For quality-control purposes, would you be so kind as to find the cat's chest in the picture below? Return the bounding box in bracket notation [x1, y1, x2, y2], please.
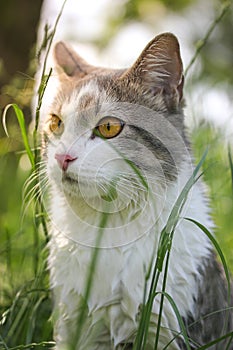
[48, 168, 212, 346]
[49, 230, 152, 300]
[48, 194, 210, 313]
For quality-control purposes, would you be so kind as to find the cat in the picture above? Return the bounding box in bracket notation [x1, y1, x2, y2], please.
[41, 32, 233, 349]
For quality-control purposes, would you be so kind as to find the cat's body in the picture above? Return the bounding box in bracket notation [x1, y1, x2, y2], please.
[41, 33, 233, 349]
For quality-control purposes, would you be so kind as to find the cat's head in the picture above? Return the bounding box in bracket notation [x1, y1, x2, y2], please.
[42, 33, 189, 215]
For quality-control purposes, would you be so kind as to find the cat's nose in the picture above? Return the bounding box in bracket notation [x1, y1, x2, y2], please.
[55, 153, 77, 171]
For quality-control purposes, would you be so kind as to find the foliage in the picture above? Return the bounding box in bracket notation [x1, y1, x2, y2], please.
[192, 124, 233, 270]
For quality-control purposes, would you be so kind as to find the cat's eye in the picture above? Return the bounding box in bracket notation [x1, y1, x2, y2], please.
[49, 115, 64, 135]
[94, 117, 124, 139]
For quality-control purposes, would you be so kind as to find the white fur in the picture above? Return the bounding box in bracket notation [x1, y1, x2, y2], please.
[48, 166, 212, 349]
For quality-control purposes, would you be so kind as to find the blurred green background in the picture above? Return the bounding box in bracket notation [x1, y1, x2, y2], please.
[0, 0, 232, 347]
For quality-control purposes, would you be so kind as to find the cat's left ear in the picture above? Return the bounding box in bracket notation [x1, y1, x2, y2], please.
[53, 41, 95, 79]
[125, 33, 184, 102]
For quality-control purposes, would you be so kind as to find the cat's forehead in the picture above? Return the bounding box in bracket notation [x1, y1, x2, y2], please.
[60, 81, 103, 116]
[52, 66, 134, 117]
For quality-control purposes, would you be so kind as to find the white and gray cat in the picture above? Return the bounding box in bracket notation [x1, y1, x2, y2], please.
[41, 33, 233, 349]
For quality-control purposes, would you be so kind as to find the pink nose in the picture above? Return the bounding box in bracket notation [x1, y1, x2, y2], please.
[55, 153, 77, 171]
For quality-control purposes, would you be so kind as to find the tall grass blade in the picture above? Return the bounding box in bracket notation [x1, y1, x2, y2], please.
[0, 335, 9, 350]
[160, 292, 191, 350]
[184, 217, 232, 345]
[72, 211, 109, 349]
[6, 341, 56, 350]
[228, 146, 233, 195]
[197, 331, 233, 350]
[31, 0, 68, 246]
[35, 0, 67, 132]
[184, 0, 231, 76]
[184, 218, 231, 297]
[134, 149, 208, 349]
[154, 253, 191, 350]
[2, 103, 35, 169]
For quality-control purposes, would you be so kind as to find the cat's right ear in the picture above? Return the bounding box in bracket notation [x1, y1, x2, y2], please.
[123, 33, 184, 103]
[53, 41, 95, 79]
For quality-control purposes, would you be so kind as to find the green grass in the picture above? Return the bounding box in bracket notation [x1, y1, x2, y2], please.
[0, 153, 53, 348]
[192, 124, 233, 271]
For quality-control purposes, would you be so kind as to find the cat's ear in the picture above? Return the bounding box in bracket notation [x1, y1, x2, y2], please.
[53, 41, 95, 79]
[125, 33, 184, 101]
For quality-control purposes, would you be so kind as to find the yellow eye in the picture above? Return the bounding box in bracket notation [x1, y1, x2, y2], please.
[49, 115, 64, 135]
[95, 117, 124, 139]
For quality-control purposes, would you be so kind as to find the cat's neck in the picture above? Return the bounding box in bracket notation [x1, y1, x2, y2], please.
[49, 180, 159, 248]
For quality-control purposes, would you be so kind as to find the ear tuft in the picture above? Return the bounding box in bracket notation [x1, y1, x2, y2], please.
[54, 41, 94, 78]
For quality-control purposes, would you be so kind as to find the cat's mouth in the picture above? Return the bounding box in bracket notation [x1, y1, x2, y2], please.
[62, 172, 101, 199]
[62, 173, 82, 189]
[62, 173, 118, 202]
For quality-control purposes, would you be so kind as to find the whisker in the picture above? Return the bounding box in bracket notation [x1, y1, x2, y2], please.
[100, 176, 147, 212]
[22, 171, 48, 201]
[21, 177, 50, 221]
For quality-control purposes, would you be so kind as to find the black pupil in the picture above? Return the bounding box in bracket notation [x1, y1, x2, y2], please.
[58, 119, 61, 128]
[107, 122, 111, 131]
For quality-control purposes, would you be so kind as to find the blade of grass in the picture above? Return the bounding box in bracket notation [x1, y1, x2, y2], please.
[134, 149, 208, 349]
[0, 335, 9, 350]
[228, 145, 233, 195]
[197, 331, 233, 350]
[7, 341, 56, 350]
[71, 210, 109, 349]
[32, 0, 68, 246]
[5, 298, 29, 343]
[154, 253, 191, 350]
[2, 104, 35, 169]
[184, 0, 231, 76]
[159, 292, 191, 350]
[34, 0, 67, 132]
[184, 217, 231, 342]
[26, 295, 47, 343]
[184, 218, 231, 298]
[166, 306, 233, 349]
[226, 333, 233, 350]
